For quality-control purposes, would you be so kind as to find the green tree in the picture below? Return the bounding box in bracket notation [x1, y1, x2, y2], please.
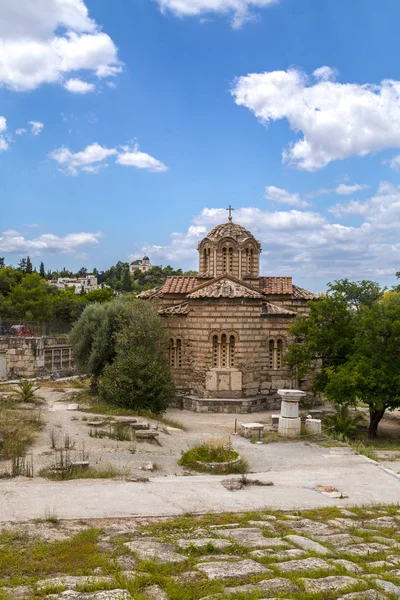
[99, 301, 174, 413]
[121, 269, 133, 292]
[39, 262, 46, 278]
[18, 258, 27, 274]
[324, 294, 400, 438]
[0, 258, 5, 269]
[7, 273, 55, 321]
[26, 256, 33, 274]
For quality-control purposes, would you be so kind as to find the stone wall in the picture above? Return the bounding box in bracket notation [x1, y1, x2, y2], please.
[162, 297, 298, 399]
[0, 336, 74, 379]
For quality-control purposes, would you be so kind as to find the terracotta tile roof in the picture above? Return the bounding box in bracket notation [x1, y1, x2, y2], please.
[259, 277, 293, 295]
[292, 285, 319, 300]
[262, 302, 295, 316]
[188, 277, 264, 299]
[136, 286, 164, 299]
[159, 302, 190, 315]
[161, 276, 199, 295]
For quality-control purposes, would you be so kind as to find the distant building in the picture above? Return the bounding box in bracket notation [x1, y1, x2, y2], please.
[51, 275, 100, 295]
[129, 256, 160, 275]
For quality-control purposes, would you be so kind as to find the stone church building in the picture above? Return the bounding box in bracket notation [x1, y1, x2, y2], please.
[139, 213, 317, 411]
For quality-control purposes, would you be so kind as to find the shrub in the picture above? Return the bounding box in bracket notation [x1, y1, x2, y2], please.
[324, 404, 365, 441]
[179, 440, 246, 474]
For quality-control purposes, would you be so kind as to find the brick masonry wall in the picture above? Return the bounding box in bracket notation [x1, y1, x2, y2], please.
[161, 297, 304, 398]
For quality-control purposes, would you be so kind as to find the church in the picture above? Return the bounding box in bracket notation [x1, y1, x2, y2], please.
[139, 208, 317, 411]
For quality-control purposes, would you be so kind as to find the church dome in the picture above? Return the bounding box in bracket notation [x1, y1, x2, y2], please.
[206, 221, 255, 243]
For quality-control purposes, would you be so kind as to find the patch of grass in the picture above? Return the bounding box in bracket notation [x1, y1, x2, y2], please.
[40, 378, 89, 390]
[88, 422, 135, 442]
[39, 464, 126, 480]
[178, 440, 247, 474]
[0, 407, 44, 460]
[0, 528, 109, 584]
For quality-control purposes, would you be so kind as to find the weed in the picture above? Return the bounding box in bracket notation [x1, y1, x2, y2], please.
[11, 450, 34, 477]
[12, 381, 44, 404]
[63, 433, 75, 450]
[178, 439, 247, 474]
[49, 428, 58, 450]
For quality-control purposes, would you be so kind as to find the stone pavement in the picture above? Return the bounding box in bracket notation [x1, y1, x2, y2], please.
[1, 449, 400, 522]
[3, 507, 400, 598]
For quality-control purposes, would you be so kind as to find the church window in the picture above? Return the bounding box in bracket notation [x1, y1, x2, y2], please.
[228, 247, 233, 273]
[229, 335, 235, 367]
[220, 334, 227, 367]
[170, 338, 183, 369]
[204, 248, 208, 272]
[268, 338, 285, 370]
[212, 333, 237, 368]
[268, 339, 274, 369]
[276, 339, 283, 369]
[249, 249, 253, 274]
[222, 247, 227, 273]
[212, 335, 219, 367]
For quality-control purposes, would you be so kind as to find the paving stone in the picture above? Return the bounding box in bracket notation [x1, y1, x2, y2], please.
[332, 559, 364, 574]
[340, 510, 358, 517]
[274, 557, 329, 572]
[313, 533, 363, 546]
[372, 536, 400, 548]
[45, 592, 131, 599]
[223, 577, 299, 596]
[37, 576, 113, 591]
[177, 537, 232, 550]
[337, 592, 386, 600]
[369, 561, 395, 569]
[1, 586, 32, 599]
[213, 527, 278, 547]
[335, 543, 388, 556]
[284, 518, 336, 535]
[124, 540, 187, 563]
[328, 518, 358, 530]
[143, 585, 168, 599]
[172, 571, 205, 584]
[247, 520, 276, 529]
[389, 569, 400, 576]
[285, 534, 331, 555]
[364, 516, 398, 529]
[301, 576, 361, 593]
[197, 559, 269, 580]
[250, 548, 305, 560]
[375, 579, 400, 595]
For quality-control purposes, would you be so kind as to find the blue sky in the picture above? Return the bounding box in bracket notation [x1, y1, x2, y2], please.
[1, 0, 400, 291]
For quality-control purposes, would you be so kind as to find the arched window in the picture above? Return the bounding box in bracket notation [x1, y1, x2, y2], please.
[268, 339, 274, 369]
[228, 247, 233, 273]
[212, 335, 219, 367]
[170, 338, 183, 368]
[220, 334, 227, 367]
[276, 339, 283, 369]
[211, 333, 237, 368]
[249, 249, 253, 274]
[267, 338, 285, 370]
[222, 247, 227, 273]
[204, 248, 208, 272]
[229, 335, 235, 367]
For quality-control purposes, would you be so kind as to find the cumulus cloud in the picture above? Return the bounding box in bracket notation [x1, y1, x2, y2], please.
[28, 121, 44, 135]
[389, 155, 400, 172]
[116, 144, 168, 172]
[64, 77, 95, 93]
[335, 183, 368, 195]
[232, 66, 400, 170]
[0, 0, 122, 91]
[265, 185, 309, 208]
[0, 229, 101, 255]
[15, 128, 26, 135]
[137, 182, 400, 289]
[155, 0, 278, 28]
[49, 141, 168, 175]
[0, 116, 8, 151]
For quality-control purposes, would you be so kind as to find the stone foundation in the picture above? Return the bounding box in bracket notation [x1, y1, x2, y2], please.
[0, 336, 75, 379]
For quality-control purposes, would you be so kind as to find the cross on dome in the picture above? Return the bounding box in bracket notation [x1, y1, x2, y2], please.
[226, 204, 234, 221]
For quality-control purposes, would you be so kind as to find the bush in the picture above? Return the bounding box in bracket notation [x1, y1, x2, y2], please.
[324, 404, 365, 441]
[98, 301, 175, 414]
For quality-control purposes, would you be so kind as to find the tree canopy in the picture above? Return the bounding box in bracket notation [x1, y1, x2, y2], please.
[286, 279, 400, 437]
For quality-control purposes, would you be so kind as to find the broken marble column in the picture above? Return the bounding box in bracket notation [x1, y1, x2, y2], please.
[277, 389, 306, 437]
[305, 417, 322, 435]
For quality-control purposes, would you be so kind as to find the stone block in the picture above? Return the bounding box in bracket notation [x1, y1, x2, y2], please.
[230, 371, 242, 391]
[205, 370, 217, 392]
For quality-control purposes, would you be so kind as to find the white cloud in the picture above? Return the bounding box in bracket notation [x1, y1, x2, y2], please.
[389, 155, 400, 172]
[0, 0, 122, 92]
[116, 144, 168, 172]
[137, 182, 400, 288]
[232, 66, 400, 170]
[29, 120, 44, 135]
[155, 0, 278, 28]
[15, 128, 26, 135]
[49, 141, 168, 175]
[313, 66, 337, 82]
[265, 185, 309, 208]
[335, 183, 368, 195]
[49, 142, 117, 175]
[0, 229, 101, 255]
[0, 116, 8, 150]
[64, 77, 95, 93]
